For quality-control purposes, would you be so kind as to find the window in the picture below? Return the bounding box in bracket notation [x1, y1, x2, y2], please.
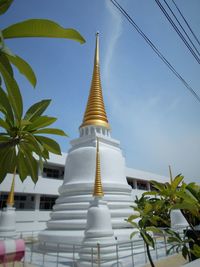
[0, 193, 8, 209]
[137, 181, 148, 190]
[0, 193, 35, 210]
[126, 177, 136, 189]
[43, 164, 64, 180]
[39, 195, 57, 210]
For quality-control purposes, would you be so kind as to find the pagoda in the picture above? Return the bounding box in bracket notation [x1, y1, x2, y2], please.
[39, 33, 133, 245]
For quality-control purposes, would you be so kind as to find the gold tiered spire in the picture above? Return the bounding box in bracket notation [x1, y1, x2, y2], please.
[80, 32, 110, 129]
[7, 176, 15, 207]
[93, 138, 104, 197]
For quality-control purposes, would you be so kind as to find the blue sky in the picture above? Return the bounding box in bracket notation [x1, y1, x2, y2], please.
[2, 0, 200, 182]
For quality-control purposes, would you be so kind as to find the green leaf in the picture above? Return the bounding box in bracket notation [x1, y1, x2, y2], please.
[17, 149, 29, 182]
[20, 145, 38, 183]
[150, 180, 165, 192]
[191, 244, 200, 258]
[23, 132, 44, 156]
[182, 245, 189, 260]
[0, 106, 6, 114]
[0, 134, 9, 140]
[0, 147, 10, 182]
[2, 19, 85, 44]
[130, 231, 139, 239]
[144, 202, 153, 214]
[186, 183, 200, 201]
[0, 60, 23, 121]
[164, 229, 176, 236]
[1, 44, 15, 57]
[127, 214, 140, 221]
[0, 52, 13, 76]
[0, 86, 14, 124]
[138, 219, 145, 229]
[5, 146, 16, 173]
[0, 138, 13, 150]
[36, 135, 61, 155]
[172, 202, 197, 211]
[6, 54, 37, 87]
[171, 174, 184, 191]
[141, 232, 154, 248]
[33, 128, 67, 136]
[0, 118, 10, 130]
[0, 0, 13, 15]
[41, 147, 49, 160]
[25, 116, 57, 131]
[20, 119, 31, 127]
[0, 146, 16, 182]
[24, 99, 51, 121]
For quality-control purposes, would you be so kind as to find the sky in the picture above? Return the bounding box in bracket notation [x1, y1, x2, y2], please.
[1, 0, 200, 182]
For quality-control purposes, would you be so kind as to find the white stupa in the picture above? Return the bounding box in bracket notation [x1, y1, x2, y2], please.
[0, 176, 16, 237]
[39, 33, 133, 245]
[78, 138, 119, 267]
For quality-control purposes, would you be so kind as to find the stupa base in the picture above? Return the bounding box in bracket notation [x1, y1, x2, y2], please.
[38, 228, 137, 251]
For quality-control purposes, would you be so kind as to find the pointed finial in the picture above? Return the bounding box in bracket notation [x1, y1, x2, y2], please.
[7, 176, 15, 207]
[80, 32, 110, 129]
[93, 138, 104, 197]
[95, 32, 99, 65]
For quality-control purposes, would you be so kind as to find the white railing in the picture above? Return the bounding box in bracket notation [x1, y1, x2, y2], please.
[0, 228, 187, 267]
[24, 234, 182, 267]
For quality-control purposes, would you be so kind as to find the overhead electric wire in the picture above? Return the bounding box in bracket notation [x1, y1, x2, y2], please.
[110, 0, 200, 103]
[171, 0, 200, 47]
[155, 0, 200, 64]
[163, 0, 200, 57]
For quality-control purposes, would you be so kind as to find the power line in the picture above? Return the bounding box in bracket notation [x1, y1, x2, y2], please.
[155, 0, 200, 64]
[163, 0, 200, 57]
[110, 0, 200, 103]
[171, 0, 200, 47]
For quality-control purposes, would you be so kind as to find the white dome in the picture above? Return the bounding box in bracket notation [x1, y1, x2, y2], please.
[64, 140, 128, 186]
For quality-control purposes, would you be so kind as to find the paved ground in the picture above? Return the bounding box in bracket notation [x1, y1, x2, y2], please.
[0, 263, 35, 267]
[0, 254, 188, 267]
[143, 253, 188, 267]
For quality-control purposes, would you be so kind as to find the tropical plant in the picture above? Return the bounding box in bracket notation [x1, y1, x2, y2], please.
[0, 85, 67, 183]
[128, 171, 200, 265]
[143, 173, 200, 261]
[127, 196, 163, 267]
[135, 195, 170, 227]
[147, 176, 200, 230]
[184, 183, 200, 227]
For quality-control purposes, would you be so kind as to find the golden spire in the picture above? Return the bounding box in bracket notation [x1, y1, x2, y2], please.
[80, 32, 110, 129]
[7, 176, 15, 207]
[93, 138, 104, 197]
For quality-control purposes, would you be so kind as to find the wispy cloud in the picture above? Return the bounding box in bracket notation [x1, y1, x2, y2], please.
[103, 1, 123, 83]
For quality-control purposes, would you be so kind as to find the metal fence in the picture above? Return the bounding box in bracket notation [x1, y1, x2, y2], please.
[0, 229, 187, 267]
[24, 234, 181, 267]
